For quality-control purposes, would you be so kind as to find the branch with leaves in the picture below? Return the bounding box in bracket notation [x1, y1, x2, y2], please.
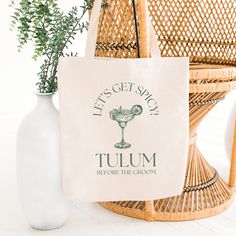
[10, 0, 108, 93]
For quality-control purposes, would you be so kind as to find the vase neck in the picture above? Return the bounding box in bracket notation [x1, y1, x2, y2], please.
[36, 94, 55, 110]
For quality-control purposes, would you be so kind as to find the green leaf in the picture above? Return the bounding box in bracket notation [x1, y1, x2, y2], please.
[10, 0, 100, 93]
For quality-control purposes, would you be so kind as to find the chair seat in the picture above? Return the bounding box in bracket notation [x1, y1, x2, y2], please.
[189, 64, 236, 93]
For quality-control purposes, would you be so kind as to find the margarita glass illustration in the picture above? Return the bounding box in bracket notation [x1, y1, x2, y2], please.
[110, 105, 143, 149]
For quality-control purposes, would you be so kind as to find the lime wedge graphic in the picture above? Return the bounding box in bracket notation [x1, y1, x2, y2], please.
[131, 105, 143, 116]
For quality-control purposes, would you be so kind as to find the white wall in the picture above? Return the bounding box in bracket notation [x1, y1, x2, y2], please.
[0, 0, 87, 159]
[0, 0, 235, 163]
[0, 0, 87, 140]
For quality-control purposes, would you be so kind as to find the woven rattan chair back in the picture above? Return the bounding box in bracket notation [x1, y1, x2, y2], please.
[96, 0, 236, 66]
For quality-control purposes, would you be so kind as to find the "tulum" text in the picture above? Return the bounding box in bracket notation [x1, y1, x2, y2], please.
[95, 152, 157, 168]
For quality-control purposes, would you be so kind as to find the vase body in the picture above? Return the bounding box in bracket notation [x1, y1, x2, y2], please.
[16, 93, 68, 230]
[225, 101, 236, 161]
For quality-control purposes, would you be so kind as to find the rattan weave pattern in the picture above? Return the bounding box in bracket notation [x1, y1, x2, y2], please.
[96, 0, 236, 66]
[95, 0, 139, 58]
[148, 0, 236, 65]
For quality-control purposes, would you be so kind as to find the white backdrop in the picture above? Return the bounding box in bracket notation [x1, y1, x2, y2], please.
[0, 0, 87, 145]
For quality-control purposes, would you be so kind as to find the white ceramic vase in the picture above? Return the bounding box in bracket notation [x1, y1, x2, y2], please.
[16, 93, 68, 230]
[225, 101, 236, 161]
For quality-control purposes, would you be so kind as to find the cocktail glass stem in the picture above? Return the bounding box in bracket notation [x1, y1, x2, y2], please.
[121, 127, 125, 144]
[114, 121, 131, 149]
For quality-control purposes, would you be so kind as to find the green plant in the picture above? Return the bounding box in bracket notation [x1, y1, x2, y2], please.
[10, 0, 97, 93]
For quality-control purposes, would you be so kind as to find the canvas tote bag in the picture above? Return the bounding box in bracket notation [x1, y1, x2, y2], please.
[58, 0, 189, 202]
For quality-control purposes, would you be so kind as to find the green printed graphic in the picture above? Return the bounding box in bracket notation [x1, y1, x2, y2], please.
[110, 105, 143, 149]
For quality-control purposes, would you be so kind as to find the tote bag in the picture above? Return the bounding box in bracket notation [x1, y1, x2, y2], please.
[58, 0, 189, 202]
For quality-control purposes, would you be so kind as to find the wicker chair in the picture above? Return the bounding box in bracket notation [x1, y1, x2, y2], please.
[94, 0, 236, 221]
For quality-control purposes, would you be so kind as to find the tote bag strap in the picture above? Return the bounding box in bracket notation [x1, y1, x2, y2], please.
[85, 0, 161, 58]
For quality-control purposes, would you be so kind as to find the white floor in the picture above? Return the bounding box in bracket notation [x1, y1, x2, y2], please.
[0, 92, 236, 236]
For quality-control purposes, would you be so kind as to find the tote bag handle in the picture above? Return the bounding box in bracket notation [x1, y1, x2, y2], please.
[85, 0, 161, 58]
